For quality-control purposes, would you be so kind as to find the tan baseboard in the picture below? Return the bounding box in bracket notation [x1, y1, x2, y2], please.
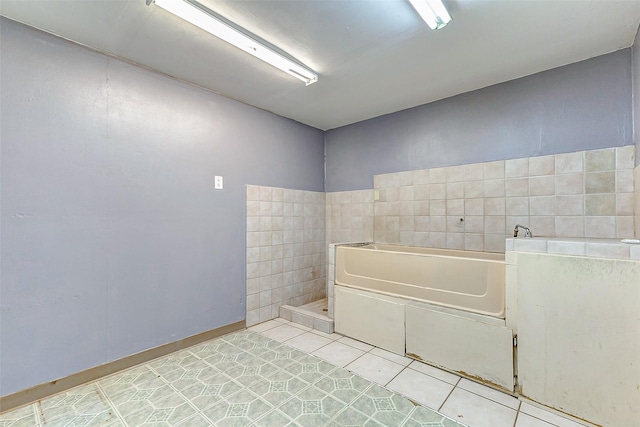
[0, 320, 245, 414]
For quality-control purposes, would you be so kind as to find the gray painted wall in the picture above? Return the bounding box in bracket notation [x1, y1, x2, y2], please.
[634, 26, 640, 165]
[0, 18, 324, 396]
[325, 49, 633, 192]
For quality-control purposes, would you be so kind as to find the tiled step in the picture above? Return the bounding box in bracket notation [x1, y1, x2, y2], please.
[280, 299, 334, 334]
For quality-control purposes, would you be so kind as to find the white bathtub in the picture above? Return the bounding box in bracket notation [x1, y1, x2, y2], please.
[335, 244, 506, 318]
[334, 243, 514, 390]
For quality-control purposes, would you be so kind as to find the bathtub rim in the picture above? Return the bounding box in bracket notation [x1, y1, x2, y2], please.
[336, 243, 506, 319]
[357, 243, 505, 262]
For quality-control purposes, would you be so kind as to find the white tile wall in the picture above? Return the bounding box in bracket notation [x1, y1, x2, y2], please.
[246, 185, 325, 327]
[635, 165, 640, 239]
[371, 146, 636, 252]
[325, 190, 374, 245]
[247, 147, 637, 326]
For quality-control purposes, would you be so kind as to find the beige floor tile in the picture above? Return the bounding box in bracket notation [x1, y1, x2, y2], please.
[369, 347, 412, 366]
[519, 402, 588, 427]
[248, 319, 285, 333]
[311, 341, 365, 367]
[516, 413, 555, 427]
[308, 329, 342, 340]
[408, 360, 461, 385]
[386, 368, 455, 410]
[260, 324, 306, 342]
[284, 331, 333, 353]
[440, 388, 517, 427]
[337, 336, 374, 352]
[457, 378, 519, 409]
[345, 353, 404, 386]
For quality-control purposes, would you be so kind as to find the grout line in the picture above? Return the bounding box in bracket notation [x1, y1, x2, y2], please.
[454, 381, 520, 411]
[437, 377, 461, 413]
[383, 364, 406, 387]
[511, 400, 522, 427]
[95, 382, 128, 426]
[32, 403, 43, 427]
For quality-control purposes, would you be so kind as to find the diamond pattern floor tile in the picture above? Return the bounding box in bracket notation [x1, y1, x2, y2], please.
[0, 404, 39, 427]
[201, 389, 273, 426]
[38, 384, 119, 426]
[0, 328, 469, 427]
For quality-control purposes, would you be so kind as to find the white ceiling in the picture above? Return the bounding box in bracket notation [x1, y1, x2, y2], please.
[2, 0, 640, 130]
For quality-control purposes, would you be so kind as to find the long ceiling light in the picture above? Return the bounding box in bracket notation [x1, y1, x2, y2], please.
[409, 0, 452, 30]
[149, 0, 319, 85]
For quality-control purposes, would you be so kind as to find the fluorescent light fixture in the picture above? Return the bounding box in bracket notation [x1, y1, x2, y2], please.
[409, 0, 452, 30]
[150, 0, 318, 85]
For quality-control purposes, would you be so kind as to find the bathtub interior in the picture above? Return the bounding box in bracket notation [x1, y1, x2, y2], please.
[336, 243, 506, 318]
[363, 243, 505, 261]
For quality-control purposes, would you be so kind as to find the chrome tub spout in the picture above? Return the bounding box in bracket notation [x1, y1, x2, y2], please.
[513, 224, 532, 238]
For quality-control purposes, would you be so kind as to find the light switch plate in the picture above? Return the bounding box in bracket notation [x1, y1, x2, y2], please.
[214, 176, 223, 189]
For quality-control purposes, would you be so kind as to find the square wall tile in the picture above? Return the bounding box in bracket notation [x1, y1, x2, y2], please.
[585, 194, 616, 216]
[506, 197, 529, 216]
[485, 198, 506, 216]
[585, 148, 615, 172]
[616, 193, 640, 216]
[430, 200, 446, 216]
[465, 234, 484, 251]
[446, 182, 464, 199]
[430, 167, 447, 183]
[485, 216, 506, 234]
[616, 145, 636, 169]
[505, 157, 529, 178]
[555, 151, 583, 174]
[465, 180, 484, 198]
[529, 155, 555, 176]
[430, 183, 446, 199]
[464, 216, 484, 233]
[446, 233, 464, 249]
[484, 179, 506, 197]
[529, 216, 554, 237]
[465, 198, 484, 215]
[617, 216, 635, 239]
[398, 171, 413, 186]
[247, 185, 261, 201]
[529, 176, 555, 196]
[446, 199, 464, 216]
[555, 195, 584, 216]
[413, 169, 430, 185]
[484, 161, 505, 179]
[616, 169, 634, 193]
[529, 196, 554, 216]
[506, 178, 529, 197]
[446, 165, 465, 183]
[555, 173, 583, 195]
[585, 171, 615, 194]
[485, 234, 506, 252]
[374, 173, 400, 188]
[464, 162, 484, 181]
[584, 216, 616, 238]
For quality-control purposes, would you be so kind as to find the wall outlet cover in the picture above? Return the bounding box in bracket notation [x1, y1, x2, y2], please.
[214, 176, 223, 189]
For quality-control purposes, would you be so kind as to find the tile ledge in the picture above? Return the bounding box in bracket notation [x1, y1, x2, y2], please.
[506, 237, 639, 261]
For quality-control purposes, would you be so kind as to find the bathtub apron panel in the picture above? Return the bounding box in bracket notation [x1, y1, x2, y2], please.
[405, 305, 514, 391]
[334, 286, 405, 354]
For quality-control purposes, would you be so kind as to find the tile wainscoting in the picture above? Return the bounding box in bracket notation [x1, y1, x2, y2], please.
[248, 146, 637, 326]
[635, 164, 640, 238]
[371, 145, 636, 252]
[246, 186, 326, 327]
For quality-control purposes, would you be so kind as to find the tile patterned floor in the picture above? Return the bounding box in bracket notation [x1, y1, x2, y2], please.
[0, 318, 591, 427]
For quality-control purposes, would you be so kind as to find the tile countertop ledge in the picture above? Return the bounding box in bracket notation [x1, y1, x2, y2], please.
[505, 237, 640, 261]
